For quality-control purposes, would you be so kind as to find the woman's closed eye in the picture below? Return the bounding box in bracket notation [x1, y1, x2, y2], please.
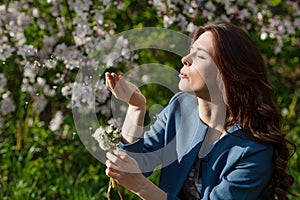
[198, 54, 205, 59]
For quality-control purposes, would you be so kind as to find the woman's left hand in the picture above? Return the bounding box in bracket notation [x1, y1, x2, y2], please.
[105, 148, 145, 193]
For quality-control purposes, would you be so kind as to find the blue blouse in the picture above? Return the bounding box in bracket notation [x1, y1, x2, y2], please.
[120, 92, 273, 200]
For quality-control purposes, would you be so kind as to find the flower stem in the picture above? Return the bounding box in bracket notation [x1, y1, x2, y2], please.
[108, 178, 123, 200]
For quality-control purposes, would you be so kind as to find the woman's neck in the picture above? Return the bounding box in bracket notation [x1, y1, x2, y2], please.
[197, 97, 227, 158]
[197, 97, 227, 135]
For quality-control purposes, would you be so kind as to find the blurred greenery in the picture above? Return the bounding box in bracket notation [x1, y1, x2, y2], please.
[0, 0, 299, 199]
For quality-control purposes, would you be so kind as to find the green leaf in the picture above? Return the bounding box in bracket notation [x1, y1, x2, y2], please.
[270, 0, 281, 7]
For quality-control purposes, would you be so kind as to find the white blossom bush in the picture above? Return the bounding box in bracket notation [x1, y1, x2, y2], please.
[152, 0, 300, 53]
[0, 0, 135, 137]
[0, 0, 299, 149]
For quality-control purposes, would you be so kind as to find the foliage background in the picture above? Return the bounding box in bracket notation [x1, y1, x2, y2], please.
[0, 0, 299, 199]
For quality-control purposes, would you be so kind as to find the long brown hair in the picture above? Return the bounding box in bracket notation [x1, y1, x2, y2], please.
[193, 23, 296, 199]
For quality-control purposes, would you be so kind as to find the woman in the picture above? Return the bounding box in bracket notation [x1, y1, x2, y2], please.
[105, 23, 295, 199]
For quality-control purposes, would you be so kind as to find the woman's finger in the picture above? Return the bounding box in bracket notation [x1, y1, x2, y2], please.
[112, 148, 129, 160]
[105, 72, 115, 90]
[105, 159, 117, 168]
[105, 167, 120, 179]
[106, 151, 127, 168]
[105, 72, 110, 88]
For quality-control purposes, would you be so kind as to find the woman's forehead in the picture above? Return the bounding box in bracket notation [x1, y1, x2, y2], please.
[192, 31, 214, 54]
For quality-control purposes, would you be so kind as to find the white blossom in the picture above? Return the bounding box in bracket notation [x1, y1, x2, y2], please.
[44, 56, 57, 69]
[43, 85, 56, 97]
[0, 92, 15, 115]
[49, 110, 63, 131]
[92, 126, 112, 151]
[33, 94, 48, 114]
[0, 0, 298, 134]
[0, 74, 7, 93]
[238, 9, 250, 20]
[73, 24, 92, 46]
[163, 15, 176, 28]
[93, 11, 104, 25]
[0, 43, 15, 60]
[37, 77, 46, 86]
[205, 1, 216, 12]
[61, 84, 73, 96]
[21, 78, 37, 94]
[95, 79, 110, 103]
[260, 32, 268, 40]
[17, 45, 37, 58]
[187, 22, 197, 33]
[32, 8, 40, 18]
[104, 36, 130, 67]
[141, 75, 151, 83]
[92, 124, 121, 151]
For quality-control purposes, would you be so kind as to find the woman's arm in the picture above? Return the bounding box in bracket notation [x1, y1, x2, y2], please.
[121, 105, 146, 143]
[105, 73, 170, 199]
[106, 148, 167, 200]
[105, 72, 167, 199]
[105, 72, 146, 143]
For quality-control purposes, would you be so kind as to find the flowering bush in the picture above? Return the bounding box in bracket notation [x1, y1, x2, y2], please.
[0, 0, 299, 198]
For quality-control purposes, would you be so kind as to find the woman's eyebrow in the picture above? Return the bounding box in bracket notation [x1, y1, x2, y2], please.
[190, 46, 209, 54]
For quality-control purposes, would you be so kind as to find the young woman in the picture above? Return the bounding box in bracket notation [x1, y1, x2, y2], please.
[105, 23, 295, 200]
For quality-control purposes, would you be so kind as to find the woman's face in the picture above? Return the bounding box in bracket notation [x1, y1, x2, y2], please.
[178, 31, 222, 101]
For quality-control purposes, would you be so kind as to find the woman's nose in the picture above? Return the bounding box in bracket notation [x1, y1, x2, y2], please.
[181, 56, 191, 66]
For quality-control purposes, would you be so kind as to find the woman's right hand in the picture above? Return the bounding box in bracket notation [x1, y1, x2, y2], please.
[105, 72, 146, 108]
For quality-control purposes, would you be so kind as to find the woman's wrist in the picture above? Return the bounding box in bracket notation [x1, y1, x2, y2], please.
[128, 104, 146, 112]
[134, 176, 167, 200]
[128, 92, 147, 108]
[121, 104, 146, 143]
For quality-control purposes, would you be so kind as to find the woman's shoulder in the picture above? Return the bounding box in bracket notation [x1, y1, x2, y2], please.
[220, 129, 274, 156]
[206, 129, 274, 172]
[168, 92, 197, 106]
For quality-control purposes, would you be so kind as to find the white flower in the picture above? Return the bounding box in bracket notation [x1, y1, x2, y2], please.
[49, 110, 63, 131]
[93, 12, 103, 25]
[37, 77, 46, 86]
[205, 1, 216, 12]
[95, 79, 110, 103]
[23, 64, 37, 83]
[260, 32, 268, 40]
[0, 92, 15, 115]
[238, 9, 250, 20]
[44, 56, 57, 69]
[0, 43, 15, 60]
[32, 8, 39, 18]
[163, 15, 176, 28]
[92, 124, 121, 151]
[61, 84, 73, 96]
[92, 126, 112, 151]
[73, 24, 92, 46]
[17, 45, 36, 57]
[141, 75, 151, 83]
[107, 117, 123, 128]
[33, 94, 48, 114]
[0, 74, 7, 93]
[43, 85, 56, 97]
[21, 77, 37, 94]
[187, 22, 197, 33]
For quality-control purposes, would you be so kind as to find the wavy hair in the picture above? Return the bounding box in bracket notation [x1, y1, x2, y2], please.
[192, 23, 296, 199]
